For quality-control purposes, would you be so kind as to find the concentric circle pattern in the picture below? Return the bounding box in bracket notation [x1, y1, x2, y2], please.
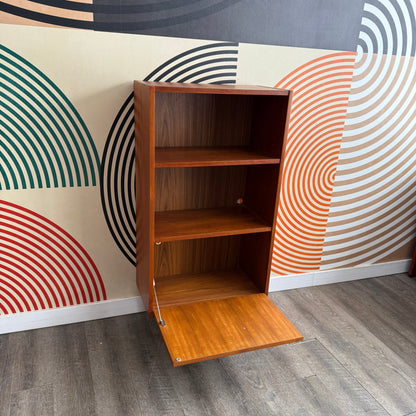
[0, 0, 239, 31]
[271, 52, 356, 275]
[0, 44, 100, 190]
[100, 42, 238, 265]
[0, 201, 106, 315]
[321, 0, 416, 269]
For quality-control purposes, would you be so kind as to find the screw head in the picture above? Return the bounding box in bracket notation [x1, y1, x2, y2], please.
[176, 357, 181, 362]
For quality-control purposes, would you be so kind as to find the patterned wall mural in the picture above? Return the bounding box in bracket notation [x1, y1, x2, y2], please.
[321, 0, 416, 269]
[271, 52, 356, 274]
[101, 42, 238, 265]
[1, 0, 416, 316]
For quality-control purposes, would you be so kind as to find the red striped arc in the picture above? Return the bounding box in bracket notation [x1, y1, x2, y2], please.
[1, 266, 38, 311]
[2, 256, 52, 310]
[0, 201, 106, 314]
[271, 52, 356, 274]
[3, 217, 88, 304]
[2, 236, 71, 307]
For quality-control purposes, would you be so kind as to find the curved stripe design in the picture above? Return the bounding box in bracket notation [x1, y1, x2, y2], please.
[0, 45, 100, 190]
[100, 42, 238, 265]
[0, 0, 240, 31]
[321, 0, 416, 269]
[271, 52, 356, 275]
[0, 201, 106, 315]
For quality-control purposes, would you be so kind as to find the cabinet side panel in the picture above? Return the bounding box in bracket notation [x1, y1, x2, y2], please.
[251, 95, 290, 158]
[240, 233, 273, 293]
[134, 82, 155, 313]
[244, 165, 280, 225]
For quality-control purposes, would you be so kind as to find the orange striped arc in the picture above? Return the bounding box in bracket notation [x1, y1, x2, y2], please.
[272, 52, 356, 275]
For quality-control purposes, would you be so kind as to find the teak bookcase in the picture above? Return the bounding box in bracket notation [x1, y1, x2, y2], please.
[134, 81, 303, 366]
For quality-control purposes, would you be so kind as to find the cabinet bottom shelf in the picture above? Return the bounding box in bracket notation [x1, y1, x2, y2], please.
[153, 270, 260, 309]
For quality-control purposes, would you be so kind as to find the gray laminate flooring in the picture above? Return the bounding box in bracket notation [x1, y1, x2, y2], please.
[1, 273, 415, 416]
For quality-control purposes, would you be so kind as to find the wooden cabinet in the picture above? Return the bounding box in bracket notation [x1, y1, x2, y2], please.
[134, 81, 302, 366]
[410, 244, 416, 277]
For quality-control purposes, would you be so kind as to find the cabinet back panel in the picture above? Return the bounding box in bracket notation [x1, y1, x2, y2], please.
[154, 236, 241, 278]
[155, 93, 253, 147]
[155, 166, 247, 211]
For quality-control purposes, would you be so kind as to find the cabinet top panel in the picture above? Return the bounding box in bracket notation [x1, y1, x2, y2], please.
[134, 81, 291, 96]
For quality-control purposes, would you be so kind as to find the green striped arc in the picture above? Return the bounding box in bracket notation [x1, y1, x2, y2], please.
[0, 45, 100, 190]
[2, 81, 72, 188]
[1, 128, 32, 189]
[1, 104, 57, 189]
[3, 61, 82, 186]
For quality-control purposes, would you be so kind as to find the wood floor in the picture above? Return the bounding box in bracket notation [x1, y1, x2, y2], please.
[1, 273, 415, 416]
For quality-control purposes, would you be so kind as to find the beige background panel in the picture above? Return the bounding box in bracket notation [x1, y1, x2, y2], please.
[237, 42, 339, 86]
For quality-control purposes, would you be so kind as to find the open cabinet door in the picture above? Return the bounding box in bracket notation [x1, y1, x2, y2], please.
[157, 293, 303, 367]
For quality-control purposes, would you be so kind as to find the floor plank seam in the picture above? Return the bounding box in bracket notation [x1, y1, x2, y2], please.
[314, 338, 393, 415]
[291, 337, 316, 345]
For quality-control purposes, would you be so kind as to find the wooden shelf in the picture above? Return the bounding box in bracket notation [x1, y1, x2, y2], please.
[154, 207, 271, 242]
[153, 270, 259, 309]
[155, 146, 280, 167]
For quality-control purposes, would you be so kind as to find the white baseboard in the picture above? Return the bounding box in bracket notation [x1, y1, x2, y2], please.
[0, 296, 145, 335]
[1, 260, 411, 334]
[269, 259, 412, 292]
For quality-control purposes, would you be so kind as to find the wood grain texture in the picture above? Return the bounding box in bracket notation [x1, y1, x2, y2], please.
[244, 164, 281, 227]
[250, 94, 291, 159]
[155, 207, 271, 242]
[142, 81, 291, 95]
[240, 232, 274, 293]
[155, 166, 247, 211]
[155, 146, 280, 167]
[3, 274, 416, 415]
[224, 340, 389, 416]
[272, 273, 416, 416]
[0, 333, 11, 416]
[153, 270, 260, 308]
[158, 294, 303, 366]
[9, 385, 54, 416]
[409, 242, 416, 276]
[5, 324, 96, 416]
[154, 236, 241, 278]
[134, 81, 155, 313]
[155, 92, 252, 148]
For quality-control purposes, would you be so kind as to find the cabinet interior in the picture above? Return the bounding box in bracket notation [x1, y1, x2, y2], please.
[153, 233, 273, 309]
[154, 91, 289, 157]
